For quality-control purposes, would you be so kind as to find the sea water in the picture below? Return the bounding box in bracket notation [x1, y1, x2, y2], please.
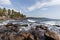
[0, 19, 60, 25]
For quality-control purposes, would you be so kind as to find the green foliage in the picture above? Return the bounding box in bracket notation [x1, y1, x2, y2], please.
[2, 8, 6, 16]
[0, 8, 26, 19]
[8, 9, 11, 15]
[0, 8, 3, 16]
[10, 14, 14, 18]
[12, 9, 14, 15]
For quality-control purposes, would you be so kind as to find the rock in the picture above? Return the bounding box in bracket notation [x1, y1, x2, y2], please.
[53, 25, 60, 27]
[31, 27, 45, 40]
[1, 23, 60, 40]
[9, 32, 34, 40]
[36, 25, 48, 30]
[5, 23, 19, 32]
[45, 30, 60, 40]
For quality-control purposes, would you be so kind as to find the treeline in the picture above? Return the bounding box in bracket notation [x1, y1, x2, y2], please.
[0, 8, 26, 19]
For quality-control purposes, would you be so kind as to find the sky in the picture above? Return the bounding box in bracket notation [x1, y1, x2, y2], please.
[0, 0, 60, 19]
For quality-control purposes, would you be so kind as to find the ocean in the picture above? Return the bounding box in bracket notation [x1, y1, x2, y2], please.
[1, 17, 60, 25]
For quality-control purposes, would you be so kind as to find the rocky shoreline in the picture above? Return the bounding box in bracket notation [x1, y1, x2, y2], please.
[0, 22, 60, 40]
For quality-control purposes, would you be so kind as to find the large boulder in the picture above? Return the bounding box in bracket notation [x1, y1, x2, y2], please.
[45, 30, 60, 40]
[5, 23, 19, 32]
[9, 32, 34, 40]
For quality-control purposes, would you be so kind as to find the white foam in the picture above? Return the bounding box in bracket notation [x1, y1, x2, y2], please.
[41, 21, 56, 25]
[27, 19, 36, 23]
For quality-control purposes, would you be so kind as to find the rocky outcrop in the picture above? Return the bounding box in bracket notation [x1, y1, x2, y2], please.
[0, 23, 60, 40]
[2, 32, 34, 40]
[5, 23, 19, 32]
[45, 30, 60, 40]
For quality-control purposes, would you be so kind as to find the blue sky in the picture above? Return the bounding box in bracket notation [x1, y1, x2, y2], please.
[0, 0, 60, 19]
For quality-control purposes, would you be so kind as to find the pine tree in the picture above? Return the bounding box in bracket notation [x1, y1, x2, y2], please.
[8, 9, 11, 15]
[0, 8, 3, 16]
[2, 8, 6, 16]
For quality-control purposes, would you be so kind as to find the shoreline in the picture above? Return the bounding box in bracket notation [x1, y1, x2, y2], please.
[0, 21, 60, 40]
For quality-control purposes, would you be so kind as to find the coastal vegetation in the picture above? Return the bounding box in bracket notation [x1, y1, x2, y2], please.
[0, 8, 26, 20]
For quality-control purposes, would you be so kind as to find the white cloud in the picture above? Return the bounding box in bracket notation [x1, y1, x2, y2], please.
[27, 0, 60, 11]
[0, 0, 11, 5]
[8, 8, 19, 12]
[41, 8, 48, 10]
[27, 2, 47, 11]
[47, 0, 60, 6]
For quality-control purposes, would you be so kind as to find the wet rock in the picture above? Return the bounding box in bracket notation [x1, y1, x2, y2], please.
[31, 27, 45, 40]
[10, 32, 34, 40]
[45, 34, 55, 40]
[5, 23, 19, 32]
[20, 24, 28, 27]
[45, 30, 60, 40]
[53, 25, 60, 27]
[36, 25, 48, 30]
[1, 23, 60, 40]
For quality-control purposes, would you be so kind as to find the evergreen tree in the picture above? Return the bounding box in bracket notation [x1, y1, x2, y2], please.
[2, 8, 6, 16]
[0, 8, 3, 16]
[8, 9, 11, 15]
[0, 8, 26, 19]
[12, 9, 14, 15]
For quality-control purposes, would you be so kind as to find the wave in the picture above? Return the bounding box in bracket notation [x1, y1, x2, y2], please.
[41, 21, 56, 25]
[27, 19, 36, 23]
